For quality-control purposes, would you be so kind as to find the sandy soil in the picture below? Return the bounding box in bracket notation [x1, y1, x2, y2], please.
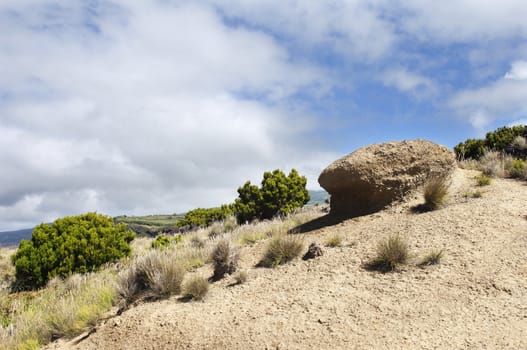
[46, 169, 527, 350]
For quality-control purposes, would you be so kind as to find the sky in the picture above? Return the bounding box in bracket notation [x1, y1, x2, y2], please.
[1, 0, 527, 231]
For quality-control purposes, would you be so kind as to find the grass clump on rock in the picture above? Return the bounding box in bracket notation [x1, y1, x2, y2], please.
[367, 235, 409, 272]
[259, 235, 303, 268]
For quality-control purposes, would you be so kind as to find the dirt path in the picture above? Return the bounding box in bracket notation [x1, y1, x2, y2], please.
[46, 169, 527, 350]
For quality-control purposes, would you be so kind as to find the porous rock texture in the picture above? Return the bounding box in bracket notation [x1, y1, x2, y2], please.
[318, 139, 456, 217]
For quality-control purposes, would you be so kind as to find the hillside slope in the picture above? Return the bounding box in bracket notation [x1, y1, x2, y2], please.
[47, 169, 527, 350]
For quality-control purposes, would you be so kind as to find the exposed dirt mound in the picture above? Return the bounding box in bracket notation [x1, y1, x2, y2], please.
[46, 169, 527, 350]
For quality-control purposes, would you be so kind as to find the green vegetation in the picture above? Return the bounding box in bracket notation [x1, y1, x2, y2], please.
[182, 275, 209, 301]
[475, 173, 492, 186]
[367, 235, 409, 272]
[259, 235, 304, 267]
[12, 213, 135, 291]
[176, 205, 233, 230]
[454, 125, 526, 160]
[151, 233, 182, 250]
[234, 169, 310, 223]
[114, 214, 183, 236]
[1, 271, 117, 350]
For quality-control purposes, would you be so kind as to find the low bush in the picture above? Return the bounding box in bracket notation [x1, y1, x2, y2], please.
[259, 235, 303, 268]
[479, 151, 503, 177]
[12, 212, 134, 291]
[423, 176, 449, 210]
[182, 275, 209, 301]
[507, 159, 527, 178]
[151, 234, 182, 250]
[211, 240, 239, 280]
[367, 235, 409, 272]
[475, 174, 492, 186]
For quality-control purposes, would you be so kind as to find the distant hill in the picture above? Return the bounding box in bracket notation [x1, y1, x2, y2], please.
[307, 190, 329, 205]
[0, 228, 33, 247]
[1, 192, 328, 245]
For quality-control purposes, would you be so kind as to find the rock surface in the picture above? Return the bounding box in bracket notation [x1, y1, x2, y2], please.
[318, 139, 456, 217]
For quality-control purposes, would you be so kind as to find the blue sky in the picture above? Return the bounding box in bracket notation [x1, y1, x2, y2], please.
[1, 0, 527, 230]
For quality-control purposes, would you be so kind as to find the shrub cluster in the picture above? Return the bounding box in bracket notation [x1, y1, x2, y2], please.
[176, 205, 233, 230]
[234, 169, 310, 223]
[12, 213, 135, 291]
[454, 125, 527, 160]
[151, 233, 182, 250]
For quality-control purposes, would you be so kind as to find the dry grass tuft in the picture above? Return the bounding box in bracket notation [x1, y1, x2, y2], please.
[1, 271, 117, 350]
[259, 235, 303, 268]
[182, 275, 209, 301]
[419, 249, 444, 266]
[211, 240, 239, 281]
[325, 233, 343, 247]
[423, 176, 449, 210]
[479, 151, 504, 177]
[366, 235, 410, 272]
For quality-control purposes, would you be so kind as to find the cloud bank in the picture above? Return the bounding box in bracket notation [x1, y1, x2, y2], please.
[1, 1, 527, 230]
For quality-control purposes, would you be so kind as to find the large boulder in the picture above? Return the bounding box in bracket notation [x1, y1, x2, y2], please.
[318, 139, 456, 217]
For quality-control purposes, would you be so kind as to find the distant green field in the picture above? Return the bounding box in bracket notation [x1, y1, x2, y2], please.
[114, 214, 184, 236]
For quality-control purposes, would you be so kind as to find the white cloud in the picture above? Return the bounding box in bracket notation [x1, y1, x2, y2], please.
[504, 61, 527, 80]
[393, 0, 527, 42]
[0, 1, 338, 230]
[450, 61, 527, 130]
[206, 0, 396, 60]
[381, 68, 436, 97]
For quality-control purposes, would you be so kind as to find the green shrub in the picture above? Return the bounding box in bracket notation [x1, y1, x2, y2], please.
[234, 169, 310, 223]
[12, 213, 135, 291]
[508, 159, 526, 178]
[454, 125, 527, 160]
[182, 275, 209, 301]
[211, 240, 239, 280]
[176, 205, 233, 229]
[367, 235, 409, 272]
[259, 235, 303, 267]
[475, 173, 492, 186]
[454, 138, 485, 160]
[151, 234, 182, 250]
[423, 176, 449, 210]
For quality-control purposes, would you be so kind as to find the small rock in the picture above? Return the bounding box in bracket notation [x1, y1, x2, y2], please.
[303, 243, 323, 260]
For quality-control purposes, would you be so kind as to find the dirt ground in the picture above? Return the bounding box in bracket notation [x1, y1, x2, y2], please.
[46, 168, 527, 350]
